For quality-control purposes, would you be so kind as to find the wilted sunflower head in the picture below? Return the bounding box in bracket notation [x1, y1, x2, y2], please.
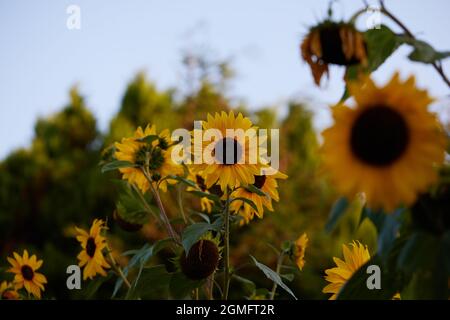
[301, 21, 367, 85]
[322, 73, 446, 212]
[179, 237, 221, 280]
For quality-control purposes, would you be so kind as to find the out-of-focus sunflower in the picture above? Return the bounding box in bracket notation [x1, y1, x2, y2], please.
[191, 111, 262, 191]
[7, 250, 47, 299]
[75, 219, 111, 280]
[0, 281, 19, 300]
[322, 73, 446, 212]
[114, 125, 182, 193]
[301, 21, 367, 85]
[230, 169, 287, 225]
[186, 169, 215, 213]
[323, 241, 370, 300]
[292, 233, 308, 271]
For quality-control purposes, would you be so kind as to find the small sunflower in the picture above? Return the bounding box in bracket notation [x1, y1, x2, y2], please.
[114, 125, 183, 193]
[323, 241, 370, 300]
[75, 219, 111, 280]
[187, 169, 215, 213]
[191, 111, 262, 191]
[230, 169, 287, 225]
[7, 250, 47, 299]
[301, 21, 367, 85]
[0, 281, 19, 300]
[291, 233, 309, 271]
[322, 73, 446, 212]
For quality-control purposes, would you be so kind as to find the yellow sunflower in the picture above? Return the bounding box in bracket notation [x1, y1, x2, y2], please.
[186, 169, 215, 213]
[301, 21, 367, 85]
[323, 241, 370, 300]
[75, 219, 111, 280]
[322, 73, 446, 212]
[229, 169, 287, 225]
[114, 125, 183, 193]
[292, 233, 308, 271]
[7, 250, 47, 299]
[191, 111, 262, 192]
[0, 281, 19, 300]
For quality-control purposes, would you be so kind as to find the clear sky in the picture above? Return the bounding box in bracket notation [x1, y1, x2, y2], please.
[0, 0, 449, 159]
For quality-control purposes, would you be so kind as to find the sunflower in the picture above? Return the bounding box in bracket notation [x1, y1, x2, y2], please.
[322, 73, 446, 212]
[114, 125, 183, 193]
[323, 241, 370, 300]
[0, 281, 19, 300]
[191, 111, 262, 192]
[229, 168, 287, 225]
[292, 233, 308, 271]
[186, 169, 215, 213]
[301, 21, 367, 85]
[75, 219, 111, 280]
[7, 250, 47, 299]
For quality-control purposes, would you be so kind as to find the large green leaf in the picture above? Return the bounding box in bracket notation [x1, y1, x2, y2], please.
[250, 255, 297, 300]
[188, 190, 220, 202]
[229, 197, 259, 212]
[325, 197, 349, 233]
[181, 220, 222, 254]
[232, 274, 256, 297]
[128, 265, 172, 299]
[397, 232, 440, 274]
[101, 160, 136, 173]
[364, 25, 402, 71]
[169, 272, 204, 299]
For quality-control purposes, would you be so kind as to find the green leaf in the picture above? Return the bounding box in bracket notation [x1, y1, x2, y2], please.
[167, 175, 197, 188]
[337, 254, 398, 300]
[397, 232, 440, 274]
[169, 272, 204, 299]
[181, 222, 221, 254]
[325, 197, 349, 233]
[401, 37, 450, 63]
[280, 273, 295, 282]
[229, 197, 259, 213]
[84, 273, 112, 299]
[128, 265, 172, 299]
[250, 255, 297, 300]
[189, 190, 220, 202]
[232, 275, 256, 297]
[101, 160, 136, 173]
[245, 184, 267, 197]
[136, 134, 159, 144]
[364, 25, 402, 71]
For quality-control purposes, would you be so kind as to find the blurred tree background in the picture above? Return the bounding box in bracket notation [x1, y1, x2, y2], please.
[0, 54, 375, 299]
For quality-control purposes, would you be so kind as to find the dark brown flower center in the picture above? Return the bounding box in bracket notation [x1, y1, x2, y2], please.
[318, 24, 360, 66]
[86, 237, 97, 258]
[214, 138, 243, 165]
[180, 240, 219, 280]
[21, 265, 34, 281]
[253, 175, 266, 189]
[350, 106, 409, 167]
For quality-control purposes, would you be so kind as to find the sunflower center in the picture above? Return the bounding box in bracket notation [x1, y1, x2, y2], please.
[253, 175, 266, 189]
[319, 24, 359, 65]
[135, 145, 165, 170]
[86, 237, 97, 258]
[214, 138, 243, 165]
[196, 175, 207, 191]
[21, 265, 34, 281]
[350, 105, 410, 166]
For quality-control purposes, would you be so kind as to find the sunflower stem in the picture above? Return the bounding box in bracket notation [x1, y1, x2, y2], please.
[269, 252, 285, 300]
[223, 188, 231, 300]
[106, 245, 131, 289]
[177, 184, 188, 224]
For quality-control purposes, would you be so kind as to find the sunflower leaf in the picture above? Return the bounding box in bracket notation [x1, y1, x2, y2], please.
[189, 190, 220, 202]
[169, 272, 205, 299]
[232, 274, 256, 297]
[181, 222, 221, 254]
[245, 184, 267, 197]
[168, 175, 197, 188]
[364, 25, 402, 71]
[229, 197, 259, 212]
[250, 255, 297, 300]
[135, 134, 159, 144]
[399, 37, 450, 63]
[101, 160, 136, 173]
[325, 197, 349, 233]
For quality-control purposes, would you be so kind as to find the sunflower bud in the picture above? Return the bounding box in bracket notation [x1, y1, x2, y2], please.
[180, 239, 220, 280]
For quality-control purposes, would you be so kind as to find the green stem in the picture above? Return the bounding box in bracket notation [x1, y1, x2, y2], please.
[106, 244, 131, 289]
[223, 189, 231, 300]
[269, 252, 285, 300]
[177, 184, 188, 224]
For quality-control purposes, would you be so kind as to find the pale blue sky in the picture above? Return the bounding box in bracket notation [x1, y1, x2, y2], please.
[0, 0, 449, 158]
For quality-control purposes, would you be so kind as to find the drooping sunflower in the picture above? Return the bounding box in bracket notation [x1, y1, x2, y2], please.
[75, 219, 111, 280]
[186, 169, 215, 213]
[191, 111, 262, 192]
[301, 21, 367, 85]
[0, 281, 19, 300]
[114, 125, 183, 193]
[7, 250, 47, 299]
[323, 241, 370, 300]
[291, 233, 308, 271]
[322, 73, 446, 212]
[229, 168, 287, 225]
